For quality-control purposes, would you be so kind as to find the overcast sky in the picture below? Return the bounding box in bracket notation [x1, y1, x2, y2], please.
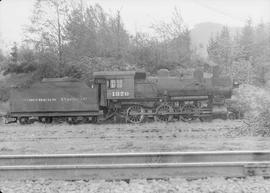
[0, 0, 270, 50]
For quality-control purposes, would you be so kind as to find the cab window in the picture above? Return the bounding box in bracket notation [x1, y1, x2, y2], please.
[108, 79, 123, 89]
[110, 80, 116, 88]
[117, 79, 123, 88]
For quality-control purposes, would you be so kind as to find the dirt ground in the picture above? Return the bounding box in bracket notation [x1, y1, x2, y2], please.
[0, 120, 269, 154]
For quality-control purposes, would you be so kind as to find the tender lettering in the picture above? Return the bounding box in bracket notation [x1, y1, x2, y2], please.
[23, 97, 88, 102]
[23, 98, 57, 102]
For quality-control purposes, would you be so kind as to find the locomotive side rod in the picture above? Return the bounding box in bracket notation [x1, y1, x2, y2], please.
[128, 111, 212, 116]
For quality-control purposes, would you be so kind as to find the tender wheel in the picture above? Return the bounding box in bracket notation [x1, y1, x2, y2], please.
[39, 117, 46, 124]
[82, 116, 98, 124]
[39, 117, 47, 123]
[66, 117, 77, 124]
[91, 116, 98, 124]
[39, 117, 53, 124]
[155, 104, 173, 122]
[181, 104, 196, 122]
[83, 116, 92, 123]
[46, 117, 53, 123]
[199, 116, 213, 122]
[228, 112, 236, 120]
[19, 117, 29, 125]
[126, 105, 144, 124]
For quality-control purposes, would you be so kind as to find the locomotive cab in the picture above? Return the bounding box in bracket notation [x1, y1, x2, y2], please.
[93, 71, 147, 102]
[93, 71, 158, 123]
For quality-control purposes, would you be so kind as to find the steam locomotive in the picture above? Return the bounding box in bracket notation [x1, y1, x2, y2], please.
[5, 67, 233, 124]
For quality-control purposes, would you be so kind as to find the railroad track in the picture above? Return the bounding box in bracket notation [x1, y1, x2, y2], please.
[0, 151, 270, 180]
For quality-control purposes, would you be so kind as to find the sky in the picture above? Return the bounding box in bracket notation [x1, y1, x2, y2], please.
[0, 0, 270, 50]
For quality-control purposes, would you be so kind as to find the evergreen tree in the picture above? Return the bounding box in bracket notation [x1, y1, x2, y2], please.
[207, 26, 232, 75]
[207, 35, 219, 63]
[10, 42, 18, 65]
[218, 26, 232, 72]
[239, 19, 254, 61]
[207, 19, 270, 85]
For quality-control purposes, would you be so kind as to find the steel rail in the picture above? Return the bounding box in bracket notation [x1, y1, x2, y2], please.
[0, 151, 270, 180]
[0, 150, 270, 166]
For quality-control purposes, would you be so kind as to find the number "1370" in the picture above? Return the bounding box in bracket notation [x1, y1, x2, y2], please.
[112, 91, 130, 97]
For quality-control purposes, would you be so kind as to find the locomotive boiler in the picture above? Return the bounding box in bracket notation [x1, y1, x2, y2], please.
[6, 67, 233, 124]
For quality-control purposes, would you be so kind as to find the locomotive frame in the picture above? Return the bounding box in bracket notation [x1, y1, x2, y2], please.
[5, 68, 233, 124]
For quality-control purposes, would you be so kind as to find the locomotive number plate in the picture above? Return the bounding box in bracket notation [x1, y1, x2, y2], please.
[112, 91, 130, 97]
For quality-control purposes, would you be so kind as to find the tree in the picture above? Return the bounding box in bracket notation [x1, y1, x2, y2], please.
[129, 33, 160, 73]
[152, 8, 186, 40]
[0, 49, 4, 63]
[25, 0, 69, 70]
[207, 19, 270, 85]
[253, 22, 270, 63]
[218, 26, 232, 72]
[3, 44, 38, 75]
[3, 43, 19, 75]
[252, 22, 270, 85]
[207, 26, 232, 75]
[207, 36, 219, 63]
[146, 8, 192, 71]
[21, 3, 197, 79]
[0, 49, 7, 71]
[18, 47, 38, 73]
[64, 3, 130, 72]
[10, 42, 18, 65]
[239, 18, 254, 61]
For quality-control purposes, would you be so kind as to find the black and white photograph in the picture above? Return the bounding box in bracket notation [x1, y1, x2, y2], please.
[0, 0, 270, 192]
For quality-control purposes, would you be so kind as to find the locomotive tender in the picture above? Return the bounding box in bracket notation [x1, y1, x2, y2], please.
[6, 67, 233, 124]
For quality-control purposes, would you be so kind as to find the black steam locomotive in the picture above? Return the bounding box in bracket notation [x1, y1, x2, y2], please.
[5, 67, 233, 124]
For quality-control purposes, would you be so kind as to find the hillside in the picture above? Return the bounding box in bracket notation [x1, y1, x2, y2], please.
[190, 22, 240, 57]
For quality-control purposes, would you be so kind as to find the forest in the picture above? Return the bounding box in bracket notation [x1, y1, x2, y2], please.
[0, 0, 269, 101]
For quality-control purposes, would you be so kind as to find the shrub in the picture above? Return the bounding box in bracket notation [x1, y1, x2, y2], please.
[233, 84, 270, 135]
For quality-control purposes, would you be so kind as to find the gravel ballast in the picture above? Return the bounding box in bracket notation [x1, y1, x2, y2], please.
[0, 120, 269, 192]
[0, 177, 270, 193]
[0, 120, 269, 154]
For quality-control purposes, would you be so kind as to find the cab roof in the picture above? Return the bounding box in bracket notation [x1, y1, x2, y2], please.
[41, 77, 78, 82]
[93, 71, 146, 79]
